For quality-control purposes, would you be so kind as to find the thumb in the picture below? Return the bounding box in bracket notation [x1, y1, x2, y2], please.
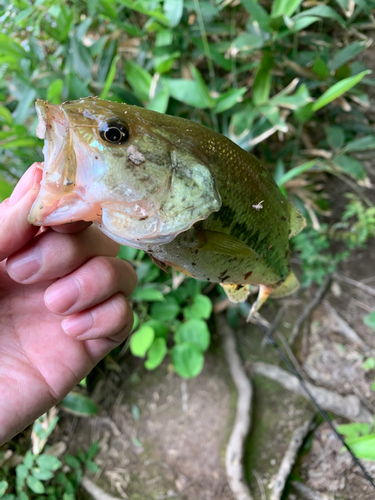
[0, 163, 43, 262]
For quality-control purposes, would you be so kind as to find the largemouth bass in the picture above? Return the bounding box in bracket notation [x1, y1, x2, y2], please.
[28, 97, 305, 316]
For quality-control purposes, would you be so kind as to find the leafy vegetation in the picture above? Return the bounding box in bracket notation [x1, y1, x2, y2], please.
[1, 0, 375, 376]
[0, 410, 98, 499]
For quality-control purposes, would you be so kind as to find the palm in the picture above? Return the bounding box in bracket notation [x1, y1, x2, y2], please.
[0, 265, 95, 437]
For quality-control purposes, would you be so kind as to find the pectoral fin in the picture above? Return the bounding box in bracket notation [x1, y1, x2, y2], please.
[246, 270, 300, 321]
[221, 283, 252, 303]
[288, 203, 306, 239]
[195, 229, 258, 258]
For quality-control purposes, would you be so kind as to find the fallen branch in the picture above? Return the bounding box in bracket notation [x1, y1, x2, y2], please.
[289, 275, 332, 346]
[217, 316, 253, 500]
[271, 418, 313, 500]
[253, 362, 372, 423]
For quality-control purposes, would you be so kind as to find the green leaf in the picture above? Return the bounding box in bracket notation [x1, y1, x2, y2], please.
[292, 5, 345, 25]
[277, 161, 316, 187]
[131, 287, 165, 302]
[362, 357, 375, 371]
[0, 33, 27, 59]
[130, 325, 155, 357]
[125, 61, 153, 102]
[47, 79, 64, 104]
[0, 178, 13, 202]
[241, 0, 270, 31]
[214, 88, 246, 114]
[60, 392, 98, 416]
[330, 41, 370, 71]
[0, 480, 8, 497]
[147, 88, 170, 113]
[364, 311, 375, 330]
[326, 126, 345, 150]
[142, 320, 169, 339]
[271, 0, 303, 18]
[36, 454, 62, 471]
[344, 135, 375, 152]
[337, 423, 370, 440]
[117, 245, 139, 260]
[150, 296, 181, 321]
[346, 434, 375, 460]
[171, 343, 204, 378]
[232, 34, 264, 55]
[0, 105, 13, 125]
[312, 71, 370, 112]
[175, 319, 210, 352]
[26, 476, 45, 494]
[86, 460, 99, 473]
[117, 0, 169, 24]
[166, 75, 215, 109]
[64, 455, 81, 469]
[312, 57, 330, 79]
[184, 294, 212, 320]
[252, 53, 274, 106]
[164, 0, 184, 27]
[144, 338, 167, 370]
[31, 467, 55, 481]
[334, 155, 366, 180]
[290, 15, 320, 32]
[100, 54, 120, 100]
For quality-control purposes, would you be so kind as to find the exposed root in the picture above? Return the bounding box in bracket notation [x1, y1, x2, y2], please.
[253, 362, 372, 423]
[289, 275, 332, 346]
[270, 418, 313, 500]
[291, 481, 330, 500]
[324, 301, 366, 347]
[334, 273, 375, 297]
[217, 315, 253, 500]
[81, 477, 125, 500]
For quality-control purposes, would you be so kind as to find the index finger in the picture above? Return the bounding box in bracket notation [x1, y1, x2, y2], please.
[0, 163, 42, 262]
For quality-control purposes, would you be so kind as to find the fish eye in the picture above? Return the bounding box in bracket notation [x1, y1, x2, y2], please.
[99, 121, 129, 144]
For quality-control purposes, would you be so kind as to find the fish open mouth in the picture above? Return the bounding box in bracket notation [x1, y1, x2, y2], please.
[28, 100, 88, 225]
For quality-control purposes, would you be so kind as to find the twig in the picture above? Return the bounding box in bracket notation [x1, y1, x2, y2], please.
[291, 481, 329, 500]
[82, 477, 124, 500]
[324, 301, 365, 347]
[252, 470, 266, 500]
[271, 418, 313, 500]
[253, 362, 372, 423]
[217, 316, 253, 500]
[334, 273, 375, 297]
[289, 275, 332, 346]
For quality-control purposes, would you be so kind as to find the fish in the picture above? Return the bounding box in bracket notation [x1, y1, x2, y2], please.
[28, 97, 305, 317]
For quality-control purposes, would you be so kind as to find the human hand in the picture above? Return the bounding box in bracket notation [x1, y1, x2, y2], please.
[0, 164, 137, 444]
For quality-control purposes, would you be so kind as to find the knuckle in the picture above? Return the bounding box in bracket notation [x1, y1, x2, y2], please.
[92, 256, 119, 285]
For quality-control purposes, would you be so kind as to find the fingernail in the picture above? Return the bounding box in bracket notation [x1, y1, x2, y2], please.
[7, 246, 42, 281]
[45, 277, 81, 313]
[8, 165, 42, 205]
[62, 312, 93, 337]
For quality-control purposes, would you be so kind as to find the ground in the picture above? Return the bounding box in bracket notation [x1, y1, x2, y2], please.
[53, 229, 375, 500]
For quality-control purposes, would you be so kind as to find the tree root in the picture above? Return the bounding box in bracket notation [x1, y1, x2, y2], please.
[289, 275, 332, 346]
[81, 477, 124, 500]
[217, 315, 254, 500]
[253, 362, 372, 423]
[271, 418, 313, 500]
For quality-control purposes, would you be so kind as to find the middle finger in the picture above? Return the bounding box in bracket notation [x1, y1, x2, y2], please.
[44, 256, 137, 315]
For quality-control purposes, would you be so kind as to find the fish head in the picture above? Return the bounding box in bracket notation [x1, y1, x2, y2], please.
[28, 98, 221, 248]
